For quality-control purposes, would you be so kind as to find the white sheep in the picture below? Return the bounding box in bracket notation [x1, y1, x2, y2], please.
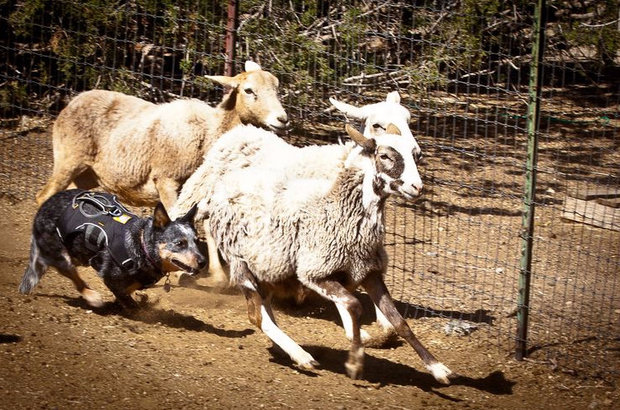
[186, 123, 453, 384]
[182, 91, 422, 287]
[35, 61, 289, 210]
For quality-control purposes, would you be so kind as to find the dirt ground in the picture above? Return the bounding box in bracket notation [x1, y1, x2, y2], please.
[0, 127, 618, 409]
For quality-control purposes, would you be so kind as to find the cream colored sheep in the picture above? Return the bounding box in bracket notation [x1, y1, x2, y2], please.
[35, 61, 289, 210]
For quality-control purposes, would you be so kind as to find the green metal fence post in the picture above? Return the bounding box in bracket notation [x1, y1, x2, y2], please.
[516, 0, 546, 361]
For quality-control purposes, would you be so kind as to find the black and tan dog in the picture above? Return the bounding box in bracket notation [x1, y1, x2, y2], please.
[19, 189, 206, 308]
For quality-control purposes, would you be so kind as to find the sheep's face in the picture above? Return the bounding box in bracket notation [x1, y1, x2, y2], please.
[330, 91, 421, 159]
[237, 69, 289, 133]
[373, 134, 423, 200]
[205, 61, 290, 133]
[346, 124, 423, 201]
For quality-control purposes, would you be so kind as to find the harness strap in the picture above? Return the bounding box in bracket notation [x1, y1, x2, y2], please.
[73, 191, 131, 218]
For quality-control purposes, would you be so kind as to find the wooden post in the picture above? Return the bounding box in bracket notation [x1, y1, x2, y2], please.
[224, 0, 238, 77]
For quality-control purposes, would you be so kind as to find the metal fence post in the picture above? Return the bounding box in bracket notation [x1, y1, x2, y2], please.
[516, 0, 546, 361]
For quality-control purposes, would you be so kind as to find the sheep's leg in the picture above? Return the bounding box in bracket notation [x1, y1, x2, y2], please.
[331, 289, 391, 345]
[36, 162, 90, 206]
[235, 260, 318, 369]
[335, 304, 372, 344]
[304, 279, 365, 379]
[361, 273, 453, 385]
[337, 303, 397, 347]
[374, 304, 395, 331]
[153, 178, 180, 211]
[204, 227, 228, 287]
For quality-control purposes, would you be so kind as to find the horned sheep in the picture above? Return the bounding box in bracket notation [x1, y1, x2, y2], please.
[35, 61, 289, 210]
[183, 123, 454, 384]
[177, 91, 422, 285]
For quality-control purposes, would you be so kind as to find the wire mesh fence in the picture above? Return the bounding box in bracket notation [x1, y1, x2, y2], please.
[1, 0, 618, 382]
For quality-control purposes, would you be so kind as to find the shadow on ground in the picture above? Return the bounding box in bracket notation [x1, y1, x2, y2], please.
[59, 294, 255, 339]
[267, 344, 515, 399]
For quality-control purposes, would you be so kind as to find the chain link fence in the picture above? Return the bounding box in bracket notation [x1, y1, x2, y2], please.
[1, 0, 618, 382]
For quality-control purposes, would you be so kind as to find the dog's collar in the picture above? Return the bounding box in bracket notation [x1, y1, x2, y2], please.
[141, 234, 171, 292]
[140, 228, 161, 273]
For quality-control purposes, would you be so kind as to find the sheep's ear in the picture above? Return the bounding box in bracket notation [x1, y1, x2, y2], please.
[386, 123, 401, 135]
[386, 91, 401, 104]
[330, 97, 367, 120]
[153, 202, 171, 229]
[244, 61, 261, 72]
[204, 75, 239, 89]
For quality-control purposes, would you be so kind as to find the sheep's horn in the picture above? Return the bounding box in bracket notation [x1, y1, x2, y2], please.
[386, 123, 401, 135]
[345, 124, 367, 145]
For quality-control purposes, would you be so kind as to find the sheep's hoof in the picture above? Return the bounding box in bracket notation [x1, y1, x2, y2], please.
[345, 347, 365, 379]
[345, 360, 364, 380]
[202, 274, 231, 291]
[178, 272, 199, 288]
[297, 359, 319, 371]
[428, 362, 453, 385]
[293, 353, 319, 370]
[285, 346, 319, 370]
[207, 268, 230, 288]
[82, 289, 104, 308]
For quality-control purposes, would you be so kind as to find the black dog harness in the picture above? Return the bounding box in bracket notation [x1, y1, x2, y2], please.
[56, 191, 139, 269]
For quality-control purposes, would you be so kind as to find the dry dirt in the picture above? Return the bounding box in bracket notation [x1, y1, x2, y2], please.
[0, 127, 618, 409]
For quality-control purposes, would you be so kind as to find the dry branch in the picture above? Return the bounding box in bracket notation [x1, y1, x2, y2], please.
[342, 70, 408, 86]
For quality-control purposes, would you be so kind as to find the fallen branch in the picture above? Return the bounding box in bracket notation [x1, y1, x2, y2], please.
[342, 70, 406, 83]
[460, 57, 524, 79]
[580, 18, 619, 28]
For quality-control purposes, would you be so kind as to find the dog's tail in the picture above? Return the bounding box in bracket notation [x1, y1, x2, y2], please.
[19, 237, 46, 294]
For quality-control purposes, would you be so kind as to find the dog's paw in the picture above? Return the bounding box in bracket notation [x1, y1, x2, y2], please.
[82, 289, 104, 308]
[134, 291, 149, 306]
[134, 291, 159, 307]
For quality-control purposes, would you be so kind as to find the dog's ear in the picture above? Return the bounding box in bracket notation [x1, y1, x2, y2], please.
[153, 202, 171, 228]
[180, 204, 198, 224]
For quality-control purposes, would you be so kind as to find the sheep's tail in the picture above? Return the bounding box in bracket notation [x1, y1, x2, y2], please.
[19, 237, 46, 294]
